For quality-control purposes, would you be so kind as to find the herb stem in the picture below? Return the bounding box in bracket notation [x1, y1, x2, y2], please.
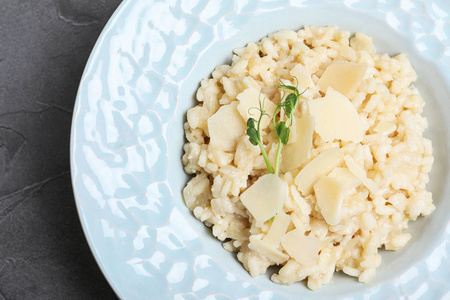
[274, 141, 283, 175]
[272, 102, 283, 175]
[258, 141, 273, 174]
[245, 79, 306, 176]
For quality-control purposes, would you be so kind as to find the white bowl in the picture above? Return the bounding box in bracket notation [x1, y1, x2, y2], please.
[70, 1, 450, 299]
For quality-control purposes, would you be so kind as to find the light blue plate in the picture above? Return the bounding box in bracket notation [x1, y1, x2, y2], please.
[70, 0, 450, 299]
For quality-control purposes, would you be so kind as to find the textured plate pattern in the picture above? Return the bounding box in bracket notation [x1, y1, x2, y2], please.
[71, 0, 450, 299]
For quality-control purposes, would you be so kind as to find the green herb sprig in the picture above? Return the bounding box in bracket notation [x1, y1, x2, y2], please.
[246, 94, 274, 174]
[246, 79, 306, 175]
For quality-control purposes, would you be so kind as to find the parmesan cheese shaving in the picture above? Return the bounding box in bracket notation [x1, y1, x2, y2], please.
[240, 174, 288, 222]
[263, 211, 291, 246]
[237, 87, 276, 130]
[314, 176, 345, 226]
[208, 102, 246, 151]
[317, 61, 367, 97]
[344, 155, 379, 195]
[289, 63, 314, 89]
[281, 229, 321, 266]
[295, 147, 344, 196]
[308, 88, 364, 143]
[328, 167, 361, 195]
[249, 236, 289, 264]
[280, 115, 315, 172]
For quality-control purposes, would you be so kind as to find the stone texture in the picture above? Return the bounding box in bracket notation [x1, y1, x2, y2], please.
[0, 1, 121, 299]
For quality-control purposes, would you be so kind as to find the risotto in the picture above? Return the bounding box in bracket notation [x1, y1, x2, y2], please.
[182, 26, 434, 290]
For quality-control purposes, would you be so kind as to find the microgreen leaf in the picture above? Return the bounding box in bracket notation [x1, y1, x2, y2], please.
[246, 118, 259, 146]
[283, 93, 297, 116]
[246, 128, 259, 146]
[275, 122, 290, 145]
[247, 117, 256, 130]
[245, 99, 273, 173]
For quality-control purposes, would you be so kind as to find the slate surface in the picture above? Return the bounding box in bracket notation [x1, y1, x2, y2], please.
[0, 1, 122, 299]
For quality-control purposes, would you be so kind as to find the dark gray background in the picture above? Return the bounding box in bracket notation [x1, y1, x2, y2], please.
[0, 1, 122, 299]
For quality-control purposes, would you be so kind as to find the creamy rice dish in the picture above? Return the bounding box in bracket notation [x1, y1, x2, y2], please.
[182, 26, 434, 290]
